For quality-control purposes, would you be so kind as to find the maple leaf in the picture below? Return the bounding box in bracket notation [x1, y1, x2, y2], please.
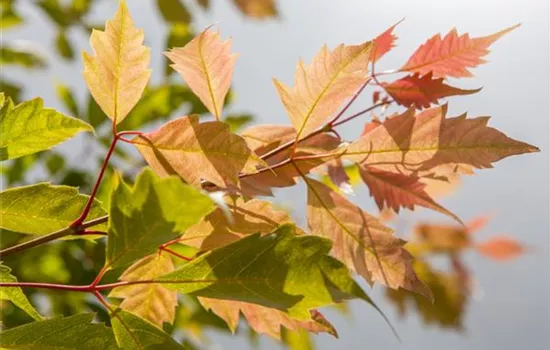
[476, 237, 525, 261]
[274, 41, 372, 140]
[165, 28, 237, 120]
[181, 197, 305, 250]
[241, 124, 296, 156]
[199, 298, 336, 339]
[82, 0, 151, 124]
[382, 72, 481, 109]
[359, 165, 461, 223]
[305, 177, 431, 298]
[400, 25, 519, 78]
[132, 115, 262, 188]
[109, 254, 177, 327]
[371, 19, 402, 62]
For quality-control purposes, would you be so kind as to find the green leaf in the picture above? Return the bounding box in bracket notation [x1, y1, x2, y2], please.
[0, 183, 107, 235]
[0, 95, 93, 161]
[224, 114, 254, 132]
[0, 313, 118, 349]
[0, 263, 43, 321]
[1, 0, 23, 29]
[0, 154, 38, 185]
[56, 30, 75, 59]
[0, 78, 21, 102]
[156, 225, 373, 319]
[37, 0, 72, 28]
[0, 46, 46, 68]
[164, 24, 194, 76]
[156, 0, 191, 23]
[106, 169, 215, 269]
[111, 309, 185, 349]
[56, 83, 80, 117]
[45, 152, 66, 176]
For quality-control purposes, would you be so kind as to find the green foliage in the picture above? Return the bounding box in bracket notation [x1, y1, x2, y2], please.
[0, 264, 43, 321]
[0, 94, 93, 161]
[0, 313, 118, 349]
[106, 169, 215, 269]
[0, 183, 107, 235]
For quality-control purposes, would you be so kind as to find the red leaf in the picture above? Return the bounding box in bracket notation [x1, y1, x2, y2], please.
[371, 19, 403, 62]
[476, 237, 525, 261]
[383, 72, 481, 109]
[400, 25, 519, 78]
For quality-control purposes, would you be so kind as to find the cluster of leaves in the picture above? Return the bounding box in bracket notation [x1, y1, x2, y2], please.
[0, 0, 539, 348]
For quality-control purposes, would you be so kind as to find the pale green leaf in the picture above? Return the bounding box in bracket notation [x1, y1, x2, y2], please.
[106, 169, 215, 269]
[0, 183, 107, 235]
[156, 225, 374, 320]
[0, 263, 43, 321]
[0, 94, 93, 161]
[110, 309, 185, 350]
[0, 313, 118, 349]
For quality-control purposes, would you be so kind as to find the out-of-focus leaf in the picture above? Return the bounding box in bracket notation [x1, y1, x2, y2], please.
[157, 225, 376, 320]
[0, 263, 43, 320]
[166, 28, 237, 120]
[232, 0, 278, 19]
[60, 169, 92, 188]
[0, 313, 118, 349]
[38, 0, 72, 27]
[86, 94, 108, 128]
[224, 114, 253, 132]
[45, 152, 66, 175]
[476, 237, 525, 261]
[1, 0, 23, 29]
[282, 329, 314, 350]
[55, 30, 75, 59]
[111, 309, 185, 349]
[0, 78, 21, 102]
[133, 115, 262, 188]
[106, 169, 215, 269]
[0, 183, 107, 235]
[56, 82, 80, 117]
[109, 253, 177, 327]
[0, 46, 46, 68]
[156, 0, 191, 24]
[0, 154, 38, 185]
[0, 95, 93, 161]
[83, 0, 151, 125]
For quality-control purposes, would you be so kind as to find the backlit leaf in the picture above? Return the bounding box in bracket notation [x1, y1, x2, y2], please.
[400, 25, 519, 78]
[274, 41, 372, 140]
[199, 298, 336, 339]
[306, 177, 431, 297]
[106, 169, 215, 269]
[132, 115, 262, 188]
[371, 20, 402, 62]
[156, 225, 376, 319]
[83, 0, 151, 124]
[165, 28, 237, 120]
[182, 197, 304, 250]
[0, 313, 118, 349]
[0, 94, 93, 161]
[476, 237, 525, 261]
[383, 72, 480, 109]
[109, 253, 177, 327]
[0, 263, 43, 321]
[358, 165, 461, 223]
[0, 183, 107, 235]
[111, 309, 184, 349]
[241, 124, 296, 156]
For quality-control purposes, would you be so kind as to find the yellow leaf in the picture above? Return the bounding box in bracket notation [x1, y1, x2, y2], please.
[306, 177, 431, 298]
[274, 41, 372, 140]
[109, 254, 177, 327]
[82, 0, 151, 125]
[165, 28, 237, 120]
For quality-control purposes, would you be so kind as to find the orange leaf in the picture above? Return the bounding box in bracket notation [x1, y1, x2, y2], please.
[359, 166, 461, 223]
[327, 158, 354, 195]
[232, 0, 278, 19]
[400, 25, 519, 78]
[132, 115, 262, 188]
[199, 298, 336, 339]
[476, 237, 525, 261]
[165, 28, 237, 120]
[413, 222, 472, 253]
[241, 125, 296, 156]
[182, 198, 304, 250]
[383, 72, 481, 109]
[274, 41, 372, 140]
[371, 19, 402, 62]
[306, 177, 431, 298]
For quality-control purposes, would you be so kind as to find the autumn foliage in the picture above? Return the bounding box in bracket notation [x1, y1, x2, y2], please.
[0, 1, 538, 348]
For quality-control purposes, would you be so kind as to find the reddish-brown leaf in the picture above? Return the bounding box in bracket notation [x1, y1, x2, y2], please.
[400, 25, 519, 78]
[199, 298, 336, 339]
[241, 125, 296, 156]
[383, 72, 481, 109]
[359, 165, 461, 223]
[306, 177, 431, 298]
[476, 237, 525, 261]
[371, 19, 402, 62]
[132, 115, 262, 188]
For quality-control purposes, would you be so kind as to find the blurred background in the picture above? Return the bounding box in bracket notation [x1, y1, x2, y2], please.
[1, 0, 548, 349]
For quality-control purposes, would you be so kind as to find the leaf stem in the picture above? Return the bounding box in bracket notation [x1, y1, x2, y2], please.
[331, 100, 392, 128]
[159, 246, 193, 262]
[0, 215, 109, 258]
